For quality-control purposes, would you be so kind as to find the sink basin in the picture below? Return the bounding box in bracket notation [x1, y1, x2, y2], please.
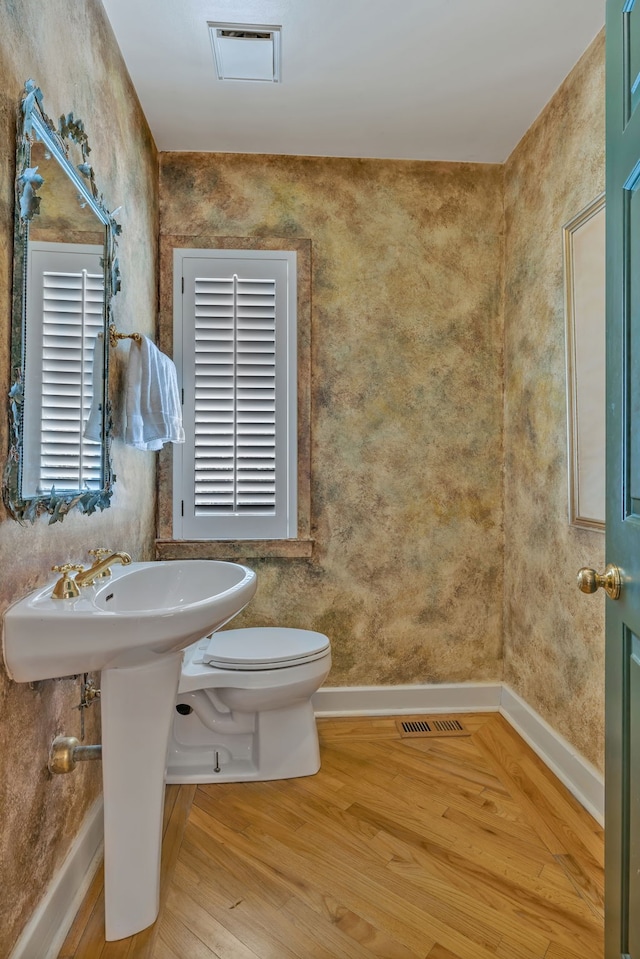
[2, 559, 257, 681]
[2, 558, 257, 941]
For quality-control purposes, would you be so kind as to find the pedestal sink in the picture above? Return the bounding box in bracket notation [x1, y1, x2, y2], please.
[2, 560, 257, 940]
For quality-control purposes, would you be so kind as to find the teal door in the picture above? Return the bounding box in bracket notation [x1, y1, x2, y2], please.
[606, 3, 640, 956]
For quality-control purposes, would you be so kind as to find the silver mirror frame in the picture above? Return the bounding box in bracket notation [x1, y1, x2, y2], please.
[3, 80, 121, 524]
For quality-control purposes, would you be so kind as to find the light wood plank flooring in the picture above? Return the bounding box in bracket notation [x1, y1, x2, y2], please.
[58, 713, 604, 959]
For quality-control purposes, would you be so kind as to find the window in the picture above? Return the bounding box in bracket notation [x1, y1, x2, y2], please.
[173, 249, 297, 540]
[22, 242, 104, 497]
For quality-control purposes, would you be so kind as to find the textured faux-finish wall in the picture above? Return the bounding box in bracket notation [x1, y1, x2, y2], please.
[0, 1, 158, 954]
[503, 33, 605, 770]
[159, 154, 505, 687]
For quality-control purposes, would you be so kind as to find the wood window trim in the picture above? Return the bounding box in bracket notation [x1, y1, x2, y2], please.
[156, 234, 312, 560]
[155, 538, 314, 560]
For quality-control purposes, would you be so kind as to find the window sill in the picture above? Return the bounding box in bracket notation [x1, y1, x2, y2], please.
[155, 539, 314, 561]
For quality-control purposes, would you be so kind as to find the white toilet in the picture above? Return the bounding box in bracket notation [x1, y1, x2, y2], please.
[165, 627, 331, 784]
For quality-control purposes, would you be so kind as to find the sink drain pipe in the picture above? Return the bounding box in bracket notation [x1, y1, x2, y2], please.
[48, 735, 102, 774]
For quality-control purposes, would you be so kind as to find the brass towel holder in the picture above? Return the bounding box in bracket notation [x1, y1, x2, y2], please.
[109, 324, 142, 348]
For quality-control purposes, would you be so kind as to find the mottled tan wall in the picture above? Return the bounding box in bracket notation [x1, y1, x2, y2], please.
[503, 33, 606, 770]
[159, 154, 505, 687]
[0, 1, 158, 954]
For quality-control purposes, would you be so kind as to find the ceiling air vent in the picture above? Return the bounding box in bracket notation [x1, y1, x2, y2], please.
[209, 22, 281, 83]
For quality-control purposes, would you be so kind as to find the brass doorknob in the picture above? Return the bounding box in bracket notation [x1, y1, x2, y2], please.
[577, 564, 622, 600]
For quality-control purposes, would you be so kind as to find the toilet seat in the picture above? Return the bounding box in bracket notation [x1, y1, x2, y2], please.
[203, 627, 330, 671]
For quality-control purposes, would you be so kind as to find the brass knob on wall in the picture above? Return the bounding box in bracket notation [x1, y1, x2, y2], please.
[577, 564, 622, 600]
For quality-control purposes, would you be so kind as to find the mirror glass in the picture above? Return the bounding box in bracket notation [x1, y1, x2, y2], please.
[4, 81, 121, 523]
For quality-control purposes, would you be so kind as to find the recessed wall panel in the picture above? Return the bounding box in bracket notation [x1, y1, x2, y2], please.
[626, 177, 640, 514]
[624, 1, 640, 122]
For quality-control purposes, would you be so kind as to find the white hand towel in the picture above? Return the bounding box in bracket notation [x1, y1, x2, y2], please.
[125, 335, 185, 451]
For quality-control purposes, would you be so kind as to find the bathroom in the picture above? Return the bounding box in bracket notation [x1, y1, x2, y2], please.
[0, 1, 605, 955]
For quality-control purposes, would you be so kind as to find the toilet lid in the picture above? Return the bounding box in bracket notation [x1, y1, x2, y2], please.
[203, 627, 331, 670]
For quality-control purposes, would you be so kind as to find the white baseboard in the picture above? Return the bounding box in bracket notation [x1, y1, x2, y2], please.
[313, 681, 604, 825]
[499, 685, 604, 826]
[9, 798, 103, 959]
[312, 682, 503, 716]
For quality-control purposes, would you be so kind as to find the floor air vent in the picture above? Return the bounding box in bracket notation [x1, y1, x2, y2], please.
[396, 717, 469, 738]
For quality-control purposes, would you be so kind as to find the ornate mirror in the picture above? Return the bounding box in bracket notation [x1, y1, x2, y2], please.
[4, 80, 121, 523]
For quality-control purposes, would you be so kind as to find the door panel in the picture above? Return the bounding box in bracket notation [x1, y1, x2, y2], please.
[607, 3, 640, 956]
[624, 2, 640, 122]
[626, 176, 640, 514]
[628, 632, 640, 957]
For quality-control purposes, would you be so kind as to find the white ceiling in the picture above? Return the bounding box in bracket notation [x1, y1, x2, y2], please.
[101, 0, 605, 163]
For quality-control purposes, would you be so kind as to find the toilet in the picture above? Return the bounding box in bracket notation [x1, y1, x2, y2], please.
[165, 627, 331, 784]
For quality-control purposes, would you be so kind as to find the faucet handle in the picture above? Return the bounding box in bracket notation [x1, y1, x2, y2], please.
[89, 547, 112, 562]
[88, 548, 112, 578]
[51, 564, 84, 600]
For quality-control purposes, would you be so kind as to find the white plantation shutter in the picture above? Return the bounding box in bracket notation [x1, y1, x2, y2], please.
[22, 244, 105, 497]
[174, 250, 297, 540]
[194, 275, 277, 513]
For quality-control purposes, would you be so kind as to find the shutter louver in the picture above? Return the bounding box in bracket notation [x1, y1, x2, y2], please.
[193, 274, 277, 515]
[39, 268, 104, 491]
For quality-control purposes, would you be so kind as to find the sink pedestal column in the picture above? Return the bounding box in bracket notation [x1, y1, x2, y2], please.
[100, 651, 182, 940]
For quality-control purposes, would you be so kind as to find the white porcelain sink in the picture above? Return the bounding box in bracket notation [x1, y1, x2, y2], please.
[2, 559, 256, 681]
[1, 558, 257, 941]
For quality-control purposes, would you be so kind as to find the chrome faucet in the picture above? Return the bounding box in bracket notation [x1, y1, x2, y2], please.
[75, 551, 132, 587]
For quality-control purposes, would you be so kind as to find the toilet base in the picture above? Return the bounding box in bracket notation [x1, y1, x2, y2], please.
[166, 698, 321, 784]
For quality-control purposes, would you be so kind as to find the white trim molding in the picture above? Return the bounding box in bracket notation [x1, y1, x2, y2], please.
[10, 799, 103, 959]
[312, 682, 502, 717]
[499, 685, 604, 826]
[313, 681, 604, 825]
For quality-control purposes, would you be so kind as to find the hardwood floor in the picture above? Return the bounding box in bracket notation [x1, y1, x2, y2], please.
[58, 714, 604, 959]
